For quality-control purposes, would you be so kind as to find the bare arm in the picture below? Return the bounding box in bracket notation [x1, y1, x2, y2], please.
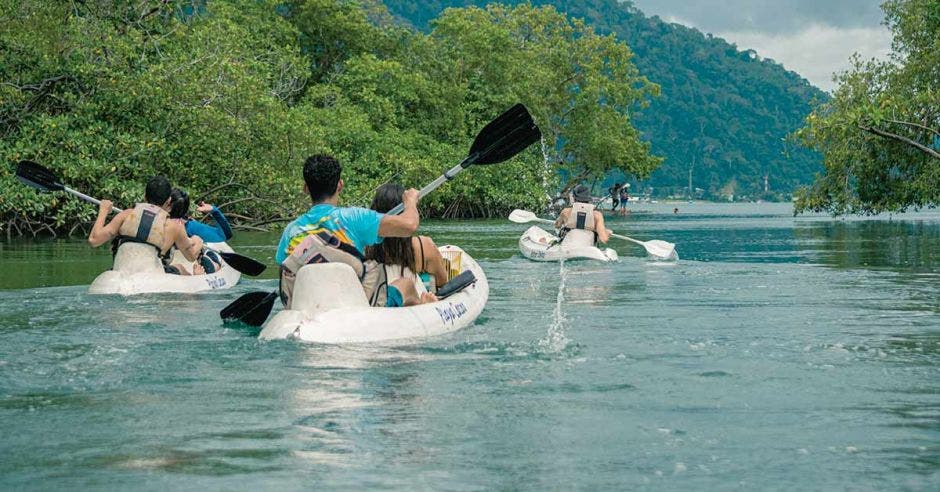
[378, 188, 420, 238]
[594, 211, 610, 244]
[415, 236, 448, 288]
[554, 209, 569, 229]
[172, 222, 204, 262]
[88, 200, 128, 247]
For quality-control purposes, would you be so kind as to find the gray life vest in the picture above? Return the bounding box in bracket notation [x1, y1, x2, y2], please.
[118, 203, 169, 253]
[564, 202, 596, 232]
[279, 231, 387, 309]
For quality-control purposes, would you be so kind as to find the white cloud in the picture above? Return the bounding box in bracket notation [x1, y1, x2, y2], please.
[661, 14, 697, 27]
[713, 24, 893, 91]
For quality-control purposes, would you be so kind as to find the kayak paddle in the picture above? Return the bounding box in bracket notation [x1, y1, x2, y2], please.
[221, 103, 542, 326]
[386, 103, 541, 214]
[15, 160, 267, 276]
[220, 291, 278, 327]
[508, 209, 677, 260]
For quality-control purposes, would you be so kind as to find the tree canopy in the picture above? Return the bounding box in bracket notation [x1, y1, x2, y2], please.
[794, 0, 939, 214]
[382, 0, 829, 201]
[0, 0, 658, 236]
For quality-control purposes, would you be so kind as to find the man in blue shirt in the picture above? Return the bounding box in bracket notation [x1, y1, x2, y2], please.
[276, 154, 426, 306]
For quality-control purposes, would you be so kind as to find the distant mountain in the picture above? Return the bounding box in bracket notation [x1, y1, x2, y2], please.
[382, 0, 827, 200]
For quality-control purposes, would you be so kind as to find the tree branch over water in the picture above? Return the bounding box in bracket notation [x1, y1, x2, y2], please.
[795, 0, 939, 215]
[858, 124, 940, 160]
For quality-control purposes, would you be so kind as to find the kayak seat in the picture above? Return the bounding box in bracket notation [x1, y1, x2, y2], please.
[561, 229, 596, 248]
[292, 263, 370, 314]
[111, 241, 164, 274]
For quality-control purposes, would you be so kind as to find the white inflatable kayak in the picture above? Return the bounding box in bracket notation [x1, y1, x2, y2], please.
[259, 245, 488, 344]
[519, 226, 618, 262]
[88, 242, 241, 296]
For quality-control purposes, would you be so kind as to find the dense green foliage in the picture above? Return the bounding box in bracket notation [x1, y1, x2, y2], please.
[1, 0, 338, 236]
[0, 0, 659, 236]
[795, 0, 939, 215]
[383, 0, 828, 200]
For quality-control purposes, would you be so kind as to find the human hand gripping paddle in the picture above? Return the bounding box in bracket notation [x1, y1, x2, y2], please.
[15, 160, 266, 276]
[220, 103, 543, 327]
[508, 209, 678, 260]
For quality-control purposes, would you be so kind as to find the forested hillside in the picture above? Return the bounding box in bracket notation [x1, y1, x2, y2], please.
[0, 0, 660, 235]
[383, 0, 828, 200]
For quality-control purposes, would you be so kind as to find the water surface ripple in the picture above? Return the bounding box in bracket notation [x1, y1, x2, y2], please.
[1, 203, 938, 489]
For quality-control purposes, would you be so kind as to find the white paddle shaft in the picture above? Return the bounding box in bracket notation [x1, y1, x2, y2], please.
[386, 163, 466, 215]
[64, 186, 124, 213]
[610, 233, 645, 247]
[526, 216, 641, 246]
[508, 209, 675, 259]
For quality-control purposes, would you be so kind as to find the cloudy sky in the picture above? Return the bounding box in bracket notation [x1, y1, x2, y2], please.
[630, 0, 893, 91]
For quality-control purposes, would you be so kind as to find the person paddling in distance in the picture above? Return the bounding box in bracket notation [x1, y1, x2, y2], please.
[275, 154, 424, 309]
[87, 176, 204, 269]
[554, 184, 611, 246]
[167, 188, 228, 275]
[365, 183, 448, 306]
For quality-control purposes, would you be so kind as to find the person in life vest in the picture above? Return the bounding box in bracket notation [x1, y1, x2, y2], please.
[365, 183, 449, 307]
[275, 154, 421, 309]
[554, 184, 611, 245]
[167, 188, 230, 274]
[87, 176, 204, 267]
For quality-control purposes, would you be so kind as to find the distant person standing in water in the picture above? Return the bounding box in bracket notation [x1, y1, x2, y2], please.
[619, 185, 630, 216]
[609, 183, 622, 211]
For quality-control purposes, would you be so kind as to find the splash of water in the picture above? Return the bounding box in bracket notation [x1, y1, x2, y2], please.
[538, 259, 570, 353]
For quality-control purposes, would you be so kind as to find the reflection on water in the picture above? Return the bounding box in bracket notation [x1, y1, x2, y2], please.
[796, 220, 940, 271]
[0, 203, 938, 489]
[3, 204, 938, 290]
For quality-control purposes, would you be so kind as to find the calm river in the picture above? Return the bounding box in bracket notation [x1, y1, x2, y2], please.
[1, 203, 938, 489]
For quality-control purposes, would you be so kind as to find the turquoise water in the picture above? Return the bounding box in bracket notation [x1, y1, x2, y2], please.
[1, 203, 938, 489]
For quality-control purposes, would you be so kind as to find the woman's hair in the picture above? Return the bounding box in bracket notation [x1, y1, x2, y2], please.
[169, 188, 190, 219]
[365, 183, 416, 272]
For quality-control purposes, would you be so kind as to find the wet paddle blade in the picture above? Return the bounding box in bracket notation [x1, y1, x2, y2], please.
[220, 290, 277, 327]
[508, 209, 538, 223]
[385, 104, 542, 216]
[16, 160, 65, 193]
[467, 104, 541, 166]
[217, 251, 266, 276]
[643, 240, 677, 260]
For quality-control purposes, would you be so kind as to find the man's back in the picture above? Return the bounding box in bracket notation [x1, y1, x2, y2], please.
[276, 203, 383, 264]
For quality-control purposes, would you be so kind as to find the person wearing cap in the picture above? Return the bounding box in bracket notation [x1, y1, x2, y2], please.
[554, 184, 610, 245]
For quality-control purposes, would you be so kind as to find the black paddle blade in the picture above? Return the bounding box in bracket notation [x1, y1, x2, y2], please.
[437, 270, 476, 299]
[467, 103, 542, 166]
[218, 251, 267, 276]
[16, 160, 64, 192]
[220, 290, 277, 327]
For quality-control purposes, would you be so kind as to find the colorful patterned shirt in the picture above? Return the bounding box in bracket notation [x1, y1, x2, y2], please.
[275, 203, 384, 264]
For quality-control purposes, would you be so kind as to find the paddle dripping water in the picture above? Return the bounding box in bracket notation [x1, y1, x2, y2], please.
[538, 135, 555, 206]
[538, 259, 571, 354]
